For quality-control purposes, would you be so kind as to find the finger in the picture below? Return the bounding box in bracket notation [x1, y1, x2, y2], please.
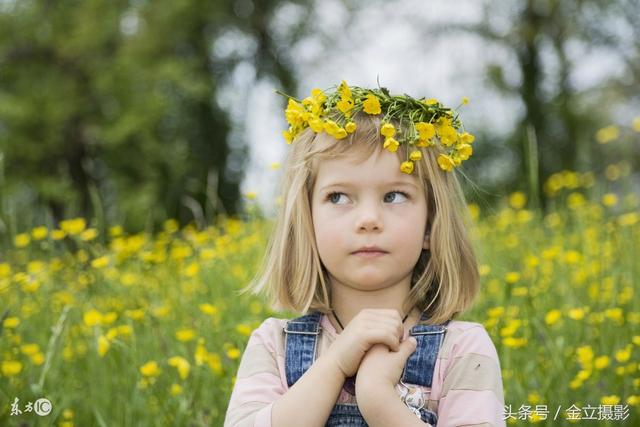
[398, 337, 418, 359]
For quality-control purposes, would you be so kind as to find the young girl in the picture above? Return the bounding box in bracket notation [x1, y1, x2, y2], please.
[224, 82, 505, 427]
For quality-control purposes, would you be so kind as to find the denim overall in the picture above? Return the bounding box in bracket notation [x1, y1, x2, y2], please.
[284, 311, 450, 426]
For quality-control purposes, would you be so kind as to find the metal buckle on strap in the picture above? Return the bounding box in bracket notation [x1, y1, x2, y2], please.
[411, 326, 447, 336]
[283, 323, 322, 335]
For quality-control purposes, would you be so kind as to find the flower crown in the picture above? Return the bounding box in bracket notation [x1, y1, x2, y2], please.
[277, 80, 475, 174]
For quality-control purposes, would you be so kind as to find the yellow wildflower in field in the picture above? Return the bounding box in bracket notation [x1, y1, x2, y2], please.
[60, 218, 86, 235]
[199, 303, 218, 315]
[595, 125, 619, 144]
[97, 335, 110, 357]
[91, 256, 109, 269]
[633, 336, 640, 346]
[175, 329, 196, 342]
[14, 233, 30, 248]
[567, 308, 586, 320]
[564, 250, 581, 264]
[183, 262, 199, 277]
[51, 229, 66, 240]
[600, 395, 620, 405]
[4, 316, 22, 328]
[140, 361, 161, 377]
[80, 228, 98, 241]
[601, 193, 618, 207]
[31, 226, 48, 240]
[226, 347, 241, 360]
[487, 306, 505, 318]
[503, 337, 527, 348]
[195, 339, 208, 366]
[170, 384, 183, 396]
[83, 309, 103, 327]
[168, 356, 190, 379]
[545, 309, 562, 326]
[615, 345, 632, 363]
[1, 360, 23, 376]
[21, 343, 40, 355]
[605, 308, 624, 323]
[594, 356, 610, 370]
[508, 192, 527, 209]
[125, 309, 145, 321]
[504, 272, 520, 284]
[235, 324, 252, 337]
[500, 319, 522, 337]
[208, 353, 223, 375]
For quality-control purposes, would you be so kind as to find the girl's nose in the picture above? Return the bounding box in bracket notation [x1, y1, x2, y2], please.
[355, 201, 383, 231]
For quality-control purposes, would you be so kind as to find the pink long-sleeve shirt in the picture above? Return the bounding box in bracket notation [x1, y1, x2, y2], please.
[224, 314, 505, 427]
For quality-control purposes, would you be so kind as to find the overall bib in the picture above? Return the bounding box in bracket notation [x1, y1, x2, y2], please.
[284, 311, 450, 427]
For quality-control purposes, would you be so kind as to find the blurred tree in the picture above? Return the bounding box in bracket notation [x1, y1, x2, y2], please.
[439, 0, 639, 209]
[0, 0, 311, 235]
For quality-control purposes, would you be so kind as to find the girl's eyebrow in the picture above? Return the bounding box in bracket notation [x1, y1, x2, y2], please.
[319, 181, 419, 191]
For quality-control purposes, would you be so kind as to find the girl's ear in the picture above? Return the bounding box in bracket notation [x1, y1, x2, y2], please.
[422, 232, 430, 250]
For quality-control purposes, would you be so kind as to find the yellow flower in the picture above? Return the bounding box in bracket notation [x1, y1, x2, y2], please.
[226, 347, 241, 359]
[595, 125, 619, 144]
[80, 228, 98, 241]
[509, 192, 527, 209]
[170, 384, 183, 396]
[462, 96, 470, 105]
[309, 118, 323, 133]
[380, 123, 396, 138]
[594, 355, 610, 370]
[438, 124, 457, 146]
[615, 346, 632, 363]
[1, 360, 23, 376]
[97, 335, 110, 357]
[633, 117, 640, 132]
[409, 150, 422, 161]
[400, 161, 414, 174]
[415, 122, 436, 141]
[20, 343, 40, 356]
[176, 329, 196, 342]
[602, 193, 618, 207]
[244, 192, 257, 200]
[545, 309, 562, 326]
[282, 129, 293, 144]
[460, 132, 475, 144]
[567, 308, 586, 320]
[199, 303, 219, 315]
[51, 229, 66, 240]
[336, 98, 354, 115]
[437, 154, 455, 172]
[600, 395, 620, 405]
[168, 356, 191, 379]
[457, 143, 473, 160]
[140, 361, 161, 377]
[91, 256, 109, 269]
[60, 218, 86, 235]
[362, 94, 381, 114]
[31, 226, 48, 240]
[83, 309, 103, 327]
[3, 317, 20, 328]
[633, 335, 640, 346]
[122, 308, 143, 321]
[504, 272, 520, 284]
[345, 122, 357, 133]
[235, 324, 252, 337]
[338, 80, 352, 99]
[424, 98, 439, 105]
[383, 137, 399, 153]
[14, 233, 30, 248]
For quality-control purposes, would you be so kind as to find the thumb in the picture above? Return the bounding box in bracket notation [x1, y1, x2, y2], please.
[400, 337, 418, 358]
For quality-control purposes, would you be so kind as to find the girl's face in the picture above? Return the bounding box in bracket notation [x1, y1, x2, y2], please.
[310, 146, 429, 293]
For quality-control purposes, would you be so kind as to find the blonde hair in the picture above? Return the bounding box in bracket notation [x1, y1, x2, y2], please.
[241, 112, 479, 324]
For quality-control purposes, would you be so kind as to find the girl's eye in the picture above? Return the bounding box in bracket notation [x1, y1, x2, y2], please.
[326, 191, 409, 204]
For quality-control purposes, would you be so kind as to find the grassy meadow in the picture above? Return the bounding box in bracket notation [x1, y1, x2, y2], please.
[1, 168, 639, 426]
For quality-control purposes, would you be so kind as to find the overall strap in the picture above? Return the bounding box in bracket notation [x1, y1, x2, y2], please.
[283, 311, 323, 387]
[401, 311, 451, 387]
